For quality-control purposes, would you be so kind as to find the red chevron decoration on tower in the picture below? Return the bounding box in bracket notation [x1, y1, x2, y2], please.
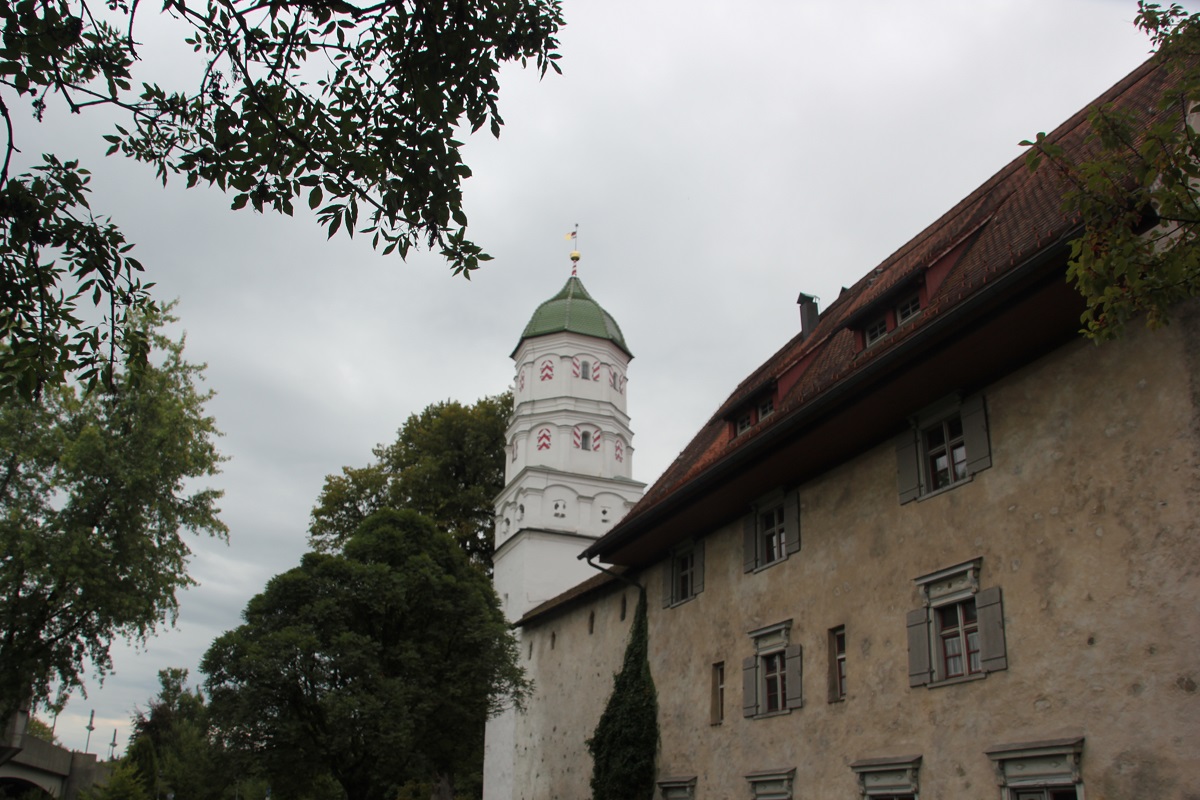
[592, 428, 602, 450]
[536, 428, 552, 450]
[615, 438, 624, 462]
[540, 359, 554, 381]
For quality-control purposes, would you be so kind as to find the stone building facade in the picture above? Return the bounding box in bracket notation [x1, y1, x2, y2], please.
[485, 57, 1200, 800]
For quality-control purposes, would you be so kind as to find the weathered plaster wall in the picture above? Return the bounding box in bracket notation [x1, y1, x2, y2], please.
[513, 581, 635, 800]
[507, 312, 1199, 800]
[648, 312, 1200, 798]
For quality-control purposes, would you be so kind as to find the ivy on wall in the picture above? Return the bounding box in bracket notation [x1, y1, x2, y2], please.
[587, 588, 659, 800]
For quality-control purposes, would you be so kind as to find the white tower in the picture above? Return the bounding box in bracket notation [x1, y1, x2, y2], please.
[483, 260, 645, 799]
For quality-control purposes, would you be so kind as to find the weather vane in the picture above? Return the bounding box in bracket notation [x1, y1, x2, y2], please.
[564, 223, 580, 276]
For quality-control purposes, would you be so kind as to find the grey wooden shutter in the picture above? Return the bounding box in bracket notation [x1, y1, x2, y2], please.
[906, 607, 933, 687]
[895, 428, 921, 504]
[662, 559, 674, 608]
[784, 491, 801, 556]
[743, 513, 758, 572]
[742, 656, 758, 717]
[693, 540, 705, 595]
[976, 586, 1007, 672]
[784, 644, 804, 709]
[961, 394, 992, 475]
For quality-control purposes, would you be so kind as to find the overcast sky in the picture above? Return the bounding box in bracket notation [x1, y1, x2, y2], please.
[21, 0, 1168, 755]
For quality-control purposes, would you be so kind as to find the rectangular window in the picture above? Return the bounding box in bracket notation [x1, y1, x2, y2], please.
[895, 394, 991, 503]
[864, 316, 889, 346]
[743, 490, 800, 572]
[850, 754, 921, 799]
[743, 621, 802, 717]
[711, 662, 725, 725]
[908, 559, 1007, 687]
[735, 412, 753, 435]
[663, 540, 704, 607]
[758, 396, 775, 420]
[924, 414, 967, 491]
[762, 651, 786, 713]
[895, 292, 921, 324]
[986, 737, 1083, 800]
[760, 506, 786, 564]
[829, 626, 846, 702]
[937, 599, 980, 678]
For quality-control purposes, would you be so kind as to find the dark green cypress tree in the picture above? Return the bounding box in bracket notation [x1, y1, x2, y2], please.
[587, 588, 658, 800]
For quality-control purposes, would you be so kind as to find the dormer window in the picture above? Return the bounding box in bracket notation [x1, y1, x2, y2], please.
[735, 412, 753, 436]
[758, 398, 775, 420]
[864, 316, 889, 347]
[857, 287, 924, 350]
[896, 292, 922, 324]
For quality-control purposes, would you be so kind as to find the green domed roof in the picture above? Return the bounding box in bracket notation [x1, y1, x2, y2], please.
[517, 277, 632, 357]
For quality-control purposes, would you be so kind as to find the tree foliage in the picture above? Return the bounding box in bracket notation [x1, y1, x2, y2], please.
[587, 588, 658, 800]
[309, 392, 510, 567]
[81, 760, 152, 800]
[125, 669, 226, 800]
[203, 509, 528, 800]
[1023, 1, 1200, 339]
[0, 0, 564, 399]
[0, 307, 226, 720]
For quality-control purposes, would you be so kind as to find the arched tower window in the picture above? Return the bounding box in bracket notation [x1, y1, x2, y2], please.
[580, 430, 592, 450]
[581, 360, 591, 380]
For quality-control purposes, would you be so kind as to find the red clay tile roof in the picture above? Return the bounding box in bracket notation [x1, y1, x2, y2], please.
[585, 53, 1178, 564]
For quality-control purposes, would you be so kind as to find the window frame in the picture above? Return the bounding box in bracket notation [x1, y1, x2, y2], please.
[743, 489, 801, 573]
[656, 776, 697, 800]
[895, 394, 991, 504]
[742, 621, 802, 718]
[907, 558, 1007, 688]
[663, 539, 704, 608]
[829, 625, 847, 702]
[985, 737, 1084, 800]
[895, 291, 922, 325]
[710, 661, 725, 725]
[745, 768, 795, 800]
[849, 754, 921, 799]
[864, 315, 890, 347]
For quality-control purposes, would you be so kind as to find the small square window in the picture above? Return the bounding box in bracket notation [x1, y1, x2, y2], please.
[895, 292, 921, 324]
[758, 397, 775, 420]
[864, 316, 889, 346]
[736, 412, 753, 435]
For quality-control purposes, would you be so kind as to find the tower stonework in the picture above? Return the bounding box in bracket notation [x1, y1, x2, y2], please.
[483, 274, 645, 799]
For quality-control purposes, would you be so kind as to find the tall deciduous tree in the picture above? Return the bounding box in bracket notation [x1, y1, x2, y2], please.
[0, 307, 226, 720]
[0, 0, 564, 399]
[203, 509, 527, 800]
[309, 392, 510, 567]
[1023, 1, 1200, 339]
